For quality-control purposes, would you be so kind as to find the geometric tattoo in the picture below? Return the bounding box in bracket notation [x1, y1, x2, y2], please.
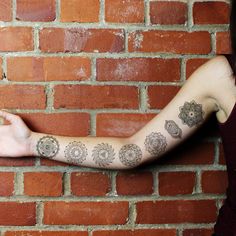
[36, 136, 59, 158]
[92, 143, 116, 167]
[64, 141, 87, 165]
[144, 132, 167, 156]
[165, 120, 182, 138]
[178, 100, 204, 127]
[119, 144, 142, 167]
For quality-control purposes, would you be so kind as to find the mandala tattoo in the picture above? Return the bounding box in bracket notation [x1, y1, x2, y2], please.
[178, 100, 204, 127]
[36, 136, 59, 158]
[165, 120, 182, 139]
[92, 143, 115, 167]
[119, 144, 142, 167]
[144, 132, 167, 156]
[64, 141, 87, 165]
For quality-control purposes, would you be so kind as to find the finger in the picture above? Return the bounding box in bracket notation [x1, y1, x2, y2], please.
[0, 110, 20, 124]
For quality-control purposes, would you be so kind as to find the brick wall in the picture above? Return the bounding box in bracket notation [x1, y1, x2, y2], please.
[0, 0, 231, 236]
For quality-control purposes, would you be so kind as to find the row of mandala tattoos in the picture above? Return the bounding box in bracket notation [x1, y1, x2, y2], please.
[36, 100, 204, 168]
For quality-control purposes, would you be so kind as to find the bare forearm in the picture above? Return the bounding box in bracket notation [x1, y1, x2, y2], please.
[29, 131, 142, 169]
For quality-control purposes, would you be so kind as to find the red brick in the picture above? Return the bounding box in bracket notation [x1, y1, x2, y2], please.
[193, 2, 230, 24]
[201, 170, 228, 194]
[105, 0, 144, 23]
[40, 28, 124, 53]
[0, 172, 14, 196]
[0, 27, 33, 52]
[0, 0, 12, 21]
[150, 1, 187, 25]
[186, 58, 210, 79]
[0, 158, 35, 167]
[7, 57, 91, 82]
[219, 143, 226, 165]
[148, 85, 180, 109]
[44, 201, 129, 225]
[159, 171, 195, 196]
[61, 0, 99, 22]
[128, 31, 211, 54]
[71, 172, 111, 196]
[54, 85, 139, 109]
[116, 171, 153, 195]
[19, 112, 90, 136]
[24, 172, 63, 196]
[40, 159, 69, 167]
[136, 200, 217, 224]
[16, 0, 55, 21]
[183, 228, 214, 236]
[96, 113, 155, 137]
[5, 231, 88, 236]
[162, 141, 215, 165]
[93, 229, 176, 236]
[216, 31, 231, 54]
[97, 58, 180, 82]
[0, 202, 35, 225]
[0, 85, 46, 109]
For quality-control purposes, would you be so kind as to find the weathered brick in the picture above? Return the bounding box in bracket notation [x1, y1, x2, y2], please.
[0, 85, 46, 109]
[201, 170, 228, 194]
[97, 58, 180, 82]
[7, 57, 91, 82]
[0, 172, 14, 196]
[0, 27, 33, 51]
[136, 200, 217, 224]
[128, 31, 211, 54]
[24, 172, 63, 196]
[0, 0, 12, 21]
[159, 171, 196, 196]
[0, 202, 36, 225]
[193, 2, 230, 24]
[16, 0, 56, 21]
[105, 0, 144, 23]
[5, 231, 88, 236]
[54, 85, 139, 109]
[71, 172, 111, 196]
[150, 1, 187, 25]
[40, 28, 124, 53]
[96, 113, 155, 137]
[44, 201, 129, 225]
[116, 171, 153, 195]
[61, 0, 99, 22]
[216, 31, 231, 54]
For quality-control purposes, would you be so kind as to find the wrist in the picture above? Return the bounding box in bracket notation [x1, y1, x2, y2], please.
[28, 131, 40, 156]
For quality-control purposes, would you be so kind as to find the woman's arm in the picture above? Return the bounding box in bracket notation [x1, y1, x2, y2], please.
[0, 55, 233, 169]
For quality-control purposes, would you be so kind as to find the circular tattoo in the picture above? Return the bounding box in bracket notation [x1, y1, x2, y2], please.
[144, 132, 167, 156]
[119, 144, 142, 167]
[165, 120, 182, 139]
[36, 136, 59, 158]
[178, 100, 204, 127]
[92, 143, 115, 167]
[64, 141, 87, 165]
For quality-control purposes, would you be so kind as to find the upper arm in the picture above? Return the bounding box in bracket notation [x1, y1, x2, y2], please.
[127, 55, 233, 166]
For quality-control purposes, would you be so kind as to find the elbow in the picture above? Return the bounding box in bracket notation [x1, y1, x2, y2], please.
[117, 136, 145, 170]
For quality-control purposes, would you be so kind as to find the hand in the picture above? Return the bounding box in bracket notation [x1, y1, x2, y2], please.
[0, 110, 33, 157]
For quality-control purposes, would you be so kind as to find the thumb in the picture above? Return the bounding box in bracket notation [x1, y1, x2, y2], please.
[0, 109, 20, 125]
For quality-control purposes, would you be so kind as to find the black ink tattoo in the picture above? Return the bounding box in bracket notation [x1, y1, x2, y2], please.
[36, 136, 59, 158]
[119, 144, 142, 167]
[92, 143, 115, 167]
[64, 141, 87, 165]
[144, 132, 167, 156]
[165, 120, 182, 139]
[178, 100, 204, 127]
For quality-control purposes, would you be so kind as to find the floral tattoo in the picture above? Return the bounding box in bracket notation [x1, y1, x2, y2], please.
[178, 100, 204, 127]
[165, 120, 182, 139]
[36, 136, 59, 158]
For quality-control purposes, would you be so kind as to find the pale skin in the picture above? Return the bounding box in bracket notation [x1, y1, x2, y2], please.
[0, 55, 235, 169]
